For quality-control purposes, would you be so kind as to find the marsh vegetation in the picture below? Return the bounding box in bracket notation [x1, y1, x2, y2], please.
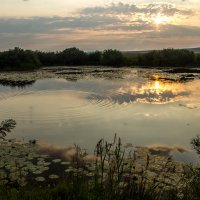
[0, 67, 200, 199]
[0, 120, 200, 200]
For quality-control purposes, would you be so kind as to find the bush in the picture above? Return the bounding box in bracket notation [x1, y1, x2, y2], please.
[0, 47, 41, 70]
[138, 49, 195, 67]
[102, 49, 124, 67]
[59, 47, 87, 66]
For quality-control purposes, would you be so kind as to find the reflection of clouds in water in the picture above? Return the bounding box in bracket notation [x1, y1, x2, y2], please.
[39, 144, 76, 160]
[38, 143, 193, 163]
[142, 144, 199, 163]
[145, 144, 189, 157]
[179, 80, 200, 109]
[113, 90, 188, 104]
[88, 80, 191, 105]
[117, 81, 190, 104]
[38, 144, 97, 162]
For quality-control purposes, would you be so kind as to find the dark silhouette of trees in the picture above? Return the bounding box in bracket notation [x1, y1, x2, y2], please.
[195, 54, 200, 66]
[0, 47, 199, 70]
[0, 47, 41, 70]
[59, 47, 87, 66]
[102, 49, 124, 67]
[87, 51, 102, 66]
[138, 49, 195, 67]
[36, 51, 58, 66]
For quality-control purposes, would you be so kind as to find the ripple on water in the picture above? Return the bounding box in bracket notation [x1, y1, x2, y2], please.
[0, 91, 30, 102]
[0, 89, 119, 124]
[87, 90, 137, 107]
[0, 90, 134, 123]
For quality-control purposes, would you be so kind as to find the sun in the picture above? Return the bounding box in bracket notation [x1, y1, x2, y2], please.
[154, 81, 160, 90]
[153, 13, 170, 25]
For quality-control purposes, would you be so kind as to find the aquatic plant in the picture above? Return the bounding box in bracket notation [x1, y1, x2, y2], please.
[0, 134, 187, 200]
[0, 119, 16, 140]
[1, 119, 200, 200]
[191, 135, 200, 155]
[178, 135, 200, 199]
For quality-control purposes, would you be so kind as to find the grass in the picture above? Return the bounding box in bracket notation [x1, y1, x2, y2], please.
[1, 121, 200, 200]
[0, 134, 170, 199]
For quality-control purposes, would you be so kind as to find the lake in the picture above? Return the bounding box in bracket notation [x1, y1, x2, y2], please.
[0, 67, 200, 162]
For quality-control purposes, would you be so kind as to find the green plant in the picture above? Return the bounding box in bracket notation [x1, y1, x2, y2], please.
[191, 136, 200, 155]
[0, 119, 16, 140]
[1, 127, 200, 200]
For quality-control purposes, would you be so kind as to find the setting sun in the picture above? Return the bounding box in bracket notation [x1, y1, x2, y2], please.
[153, 13, 170, 25]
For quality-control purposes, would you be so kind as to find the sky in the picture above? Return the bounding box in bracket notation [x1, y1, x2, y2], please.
[0, 0, 200, 51]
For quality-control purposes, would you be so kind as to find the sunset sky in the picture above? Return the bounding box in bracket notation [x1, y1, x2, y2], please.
[0, 0, 200, 51]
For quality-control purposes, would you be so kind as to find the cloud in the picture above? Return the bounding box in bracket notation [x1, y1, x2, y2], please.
[0, 16, 122, 34]
[81, 2, 192, 16]
[81, 3, 139, 15]
[0, 2, 198, 50]
[141, 24, 200, 38]
[0, 2, 194, 34]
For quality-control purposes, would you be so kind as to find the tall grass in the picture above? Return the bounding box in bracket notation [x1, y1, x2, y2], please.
[1, 132, 200, 199]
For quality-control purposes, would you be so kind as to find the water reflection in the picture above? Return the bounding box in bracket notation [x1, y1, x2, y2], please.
[88, 80, 191, 105]
[0, 68, 200, 155]
[0, 79, 35, 88]
[117, 80, 190, 104]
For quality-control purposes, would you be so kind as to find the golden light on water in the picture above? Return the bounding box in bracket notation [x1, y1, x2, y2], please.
[117, 78, 200, 108]
[139, 80, 178, 95]
[155, 81, 160, 90]
[118, 80, 188, 104]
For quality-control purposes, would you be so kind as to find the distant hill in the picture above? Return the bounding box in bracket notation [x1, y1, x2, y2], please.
[122, 47, 200, 55]
[186, 47, 200, 53]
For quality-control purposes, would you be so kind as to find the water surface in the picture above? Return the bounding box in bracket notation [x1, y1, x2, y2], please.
[0, 67, 200, 162]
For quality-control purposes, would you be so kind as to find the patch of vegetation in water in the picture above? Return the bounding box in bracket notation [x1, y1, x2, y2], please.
[0, 67, 129, 86]
[0, 79, 36, 88]
[138, 68, 200, 83]
[165, 68, 200, 74]
[0, 66, 200, 89]
[0, 71, 55, 87]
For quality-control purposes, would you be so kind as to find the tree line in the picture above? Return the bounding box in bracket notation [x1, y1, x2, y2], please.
[0, 47, 199, 70]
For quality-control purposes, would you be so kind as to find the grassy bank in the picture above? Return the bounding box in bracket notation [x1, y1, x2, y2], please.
[1, 120, 200, 200]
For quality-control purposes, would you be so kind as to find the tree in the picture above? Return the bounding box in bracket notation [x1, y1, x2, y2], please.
[60, 47, 87, 66]
[102, 49, 124, 67]
[195, 53, 200, 66]
[0, 47, 41, 70]
[36, 51, 58, 66]
[87, 51, 102, 65]
[137, 49, 195, 67]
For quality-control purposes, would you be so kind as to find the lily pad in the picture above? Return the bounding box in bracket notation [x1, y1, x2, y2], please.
[35, 177, 45, 182]
[49, 174, 59, 179]
[52, 159, 62, 163]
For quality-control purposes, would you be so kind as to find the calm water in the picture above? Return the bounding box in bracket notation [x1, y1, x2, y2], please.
[0, 68, 200, 162]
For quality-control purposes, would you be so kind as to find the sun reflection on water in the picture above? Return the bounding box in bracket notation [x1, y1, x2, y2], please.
[118, 80, 188, 104]
[155, 81, 160, 90]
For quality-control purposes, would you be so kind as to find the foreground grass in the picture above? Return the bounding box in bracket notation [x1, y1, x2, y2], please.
[1, 120, 200, 200]
[0, 181, 178, 200]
